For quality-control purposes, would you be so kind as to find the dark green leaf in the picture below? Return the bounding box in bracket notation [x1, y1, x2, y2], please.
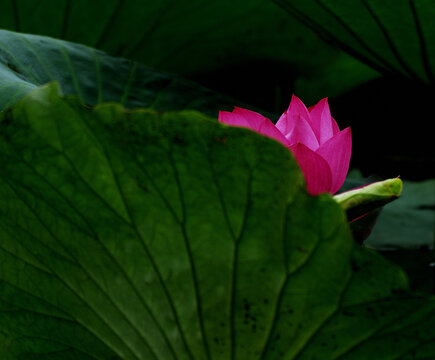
[274, 0, 435, 85]
[0, 1, 348, 72]
[0, 29, 235, 115]
[0, 84, 434, 359]
[366, 179, 435, 250]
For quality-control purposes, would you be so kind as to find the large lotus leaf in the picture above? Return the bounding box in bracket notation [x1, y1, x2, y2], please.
[0, 0, 379, 106]
[0, 29, 237, 115]
[274, 0, 435, 85]
[0, 83, 434, 359]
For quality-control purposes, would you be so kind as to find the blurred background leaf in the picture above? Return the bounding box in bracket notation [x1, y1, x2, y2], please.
[273, 0, 435, 85]
[366, 179, 435, 250]
[0, 29, 238, 115]
[0, 0, 378, 112]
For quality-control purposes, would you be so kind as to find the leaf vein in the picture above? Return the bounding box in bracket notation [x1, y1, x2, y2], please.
[0, 177, 145, 360]
[81, 115, 190, 360]
[169, 143, 211, 359]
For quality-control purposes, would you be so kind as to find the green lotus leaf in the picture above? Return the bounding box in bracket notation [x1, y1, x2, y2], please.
[274, 0, 435, 85]
[0, 29, 234, 115]
[0, 83, 434, 359]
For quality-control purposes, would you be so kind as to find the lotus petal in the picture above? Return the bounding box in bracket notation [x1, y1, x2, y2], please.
[309, 98, 340, 144]
[219, 110, 251, 128]
[330, 117, 340, 135]
[277, 95, 319, 150]
[316, 127, 352, 194]
[281, 113, 319, 151]
[219, 108, 289, 146]
[290, 142, 332, 195]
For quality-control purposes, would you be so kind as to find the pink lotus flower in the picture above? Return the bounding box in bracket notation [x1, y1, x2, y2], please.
[219, 95, 351, 195]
